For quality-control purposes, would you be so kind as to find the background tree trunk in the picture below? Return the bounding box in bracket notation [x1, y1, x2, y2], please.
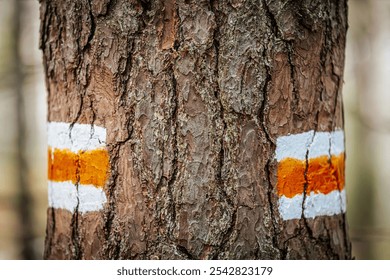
[40, 0, 351, 259]
[12, 0, 36, 260]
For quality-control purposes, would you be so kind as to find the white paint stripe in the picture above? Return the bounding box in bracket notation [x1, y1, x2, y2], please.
[275, 130, 344, 161]
[307, 131, 332, 159]
[331, 130, 345, 156]
[278, 190, 346, 220]
[48, 181, 107, 213]
[48, 122, 106, 152]
[48, 181, 78, 213]
[303, 189, 346, 219]
[78, 185, 107, 213]
[278, 194, 304, 220]
[275, 131, 314, 161]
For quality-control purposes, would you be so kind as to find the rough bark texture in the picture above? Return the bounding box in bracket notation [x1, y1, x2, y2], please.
[40, 0, 351, 259]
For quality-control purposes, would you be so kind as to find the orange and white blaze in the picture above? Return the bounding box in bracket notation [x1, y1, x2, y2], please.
[275, 130, 346, 220]
[47, 122, 109, 213]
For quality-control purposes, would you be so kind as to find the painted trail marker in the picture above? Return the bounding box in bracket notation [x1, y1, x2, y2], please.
[47, 122, 109, 213]
[275, 130, 346, 220]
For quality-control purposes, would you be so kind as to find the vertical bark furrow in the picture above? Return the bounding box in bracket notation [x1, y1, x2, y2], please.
[210, 0, 236, 258]
[85, 0, 96, 50]
[166, 64, 179, 247]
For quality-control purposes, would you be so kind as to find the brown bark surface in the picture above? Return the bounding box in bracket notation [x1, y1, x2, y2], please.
[40, 0, 351, 259]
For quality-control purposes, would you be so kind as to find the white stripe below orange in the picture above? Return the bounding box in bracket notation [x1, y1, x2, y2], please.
[48, 181, 107, 213]
[278, 189, 347, 220]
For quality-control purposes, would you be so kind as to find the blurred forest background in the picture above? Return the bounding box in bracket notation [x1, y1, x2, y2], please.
[0, 0, 389, 259]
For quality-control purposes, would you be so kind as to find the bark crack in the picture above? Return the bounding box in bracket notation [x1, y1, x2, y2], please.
[103, 147, 122, 259]
[71, 143, 82, 259]
[119, 40, 134, 104]
[258, 48, 275, 145]
[105, 0, 117, 17]
[211, 2, 230, 206]
[301, 127, 316, 243]
[286, 42, 300, 116]
[167, 64, 179, 240]
[258, 48, 279, 253]
[176, 245, 195, 260]
[103, 105, 134, 259]
[85, 0, 96, 51]
[210, 0, 236, 255]
[281, 232, 301, 259]
[104, 119, 134, 259]
[301, 110, 321, 249]
[139, 0, 151, 14]
[261, 0, 280, 37]
[100, 28, 137, 258]
[216, 207, 237, 259]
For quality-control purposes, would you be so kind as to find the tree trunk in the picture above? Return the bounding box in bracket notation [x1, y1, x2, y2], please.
[40, 0, 351, 259]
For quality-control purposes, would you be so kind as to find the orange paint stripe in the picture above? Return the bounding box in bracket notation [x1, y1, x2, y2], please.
[277, 154, 345, 198]
[48, 148, 109, 187]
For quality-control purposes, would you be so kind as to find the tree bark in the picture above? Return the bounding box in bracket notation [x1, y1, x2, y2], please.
[40, 0, 351, 259]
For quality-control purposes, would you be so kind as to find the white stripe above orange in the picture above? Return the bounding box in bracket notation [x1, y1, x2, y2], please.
[275, 130, 344, 161]
[48, 122, 106, 152]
